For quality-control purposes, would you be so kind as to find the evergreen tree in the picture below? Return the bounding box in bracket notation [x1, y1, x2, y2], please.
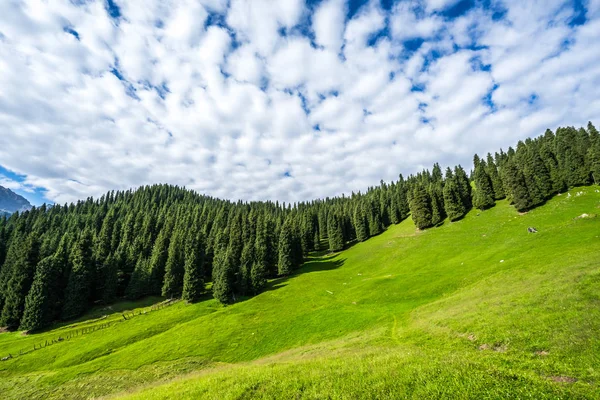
[503, 160, 533, 211]
[251, 216, 268, 292]
[62, 230, 93, 320]
[0, 233, 40, 329]
[313, 230, 321, 252]
[486, 153, 505, 199]
[102, 252, 119, 304]
[277, 219, 294, 276]
[366, 198, 382, 236]
[327, 213, 344, 252]
[212, 236, 235, 304]
[587, 122, 600, 185]
[125, 256, 149, 300]
[472, 157, 496, 210]
[454, 165, 472, 210]
[19, 256, 61, 331]
[409, 184, 433, 230]
[147, 224, 171, 295]
[442, 168, 466, 221]
[353, 202, 368, 242]
[161, 230, 185, 298]
[236, 240, 253, 296]
[429, 182, 445, 225]
[182, 232, 205, 302]
[396, 175, 410, 220]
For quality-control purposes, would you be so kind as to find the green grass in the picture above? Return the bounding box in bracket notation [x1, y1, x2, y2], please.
[1, 187, 599, 399]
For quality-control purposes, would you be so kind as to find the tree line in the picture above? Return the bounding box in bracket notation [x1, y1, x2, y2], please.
[0, 123, 598, 331]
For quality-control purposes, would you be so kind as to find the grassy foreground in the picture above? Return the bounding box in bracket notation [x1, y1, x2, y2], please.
[0, 187, 599, 399]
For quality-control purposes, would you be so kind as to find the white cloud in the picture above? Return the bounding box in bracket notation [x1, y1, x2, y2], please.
[390, 1, 444, 41]
[313, 0, 346, 52]
[0, 0, 598, 205]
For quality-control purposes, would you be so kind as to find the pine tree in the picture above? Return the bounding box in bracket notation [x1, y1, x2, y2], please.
[503, 160, 533, 211]
[429, 182, 445, 225]
[327, 213, 344, 252]
[486, 153, 505, 199]
[443, 168, 466, 221]
[20, 256, 61, 331]
[409, 184, 433, 230]
[161, 230, 185, 298]
[313, 230, 321, 252]
[125, 256, 149, 300]
[587, 122, 600, 185]
[366, 198, 382, 236]
[472, 157, 496, 210]
[212, 236, 234, 304]
[251, 216, 268, 293]
[102, 252, 119, 304]
[147, 225, 171, 295]
[182, 232, 205, 302]
[396, 175, 410, 220]
[236, 240, 253, 296]
[0, 233, 40, 329]
[454, 165, 472, 210]
[61, 230, 93, 320]
[277, 219, 294, 276]
[353, 202, 368, 242]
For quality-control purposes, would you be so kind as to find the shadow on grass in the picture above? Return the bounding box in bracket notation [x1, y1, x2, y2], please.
[261, 257, 347, 295]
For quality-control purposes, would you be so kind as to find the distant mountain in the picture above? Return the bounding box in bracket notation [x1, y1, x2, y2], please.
[0, 185, 32, 215]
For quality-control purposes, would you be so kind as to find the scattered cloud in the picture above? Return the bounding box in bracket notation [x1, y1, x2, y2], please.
[0, 0, 598, 205]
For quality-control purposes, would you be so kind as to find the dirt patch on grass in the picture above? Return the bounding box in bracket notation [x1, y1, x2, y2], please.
[493, 343, 507, 352]
[549, 376, 577, 383]
[478, 344, 490, 351]
[535, 350, 549, 356]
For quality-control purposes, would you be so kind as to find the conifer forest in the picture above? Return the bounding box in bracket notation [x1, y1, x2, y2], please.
[1, 123, 598, 332]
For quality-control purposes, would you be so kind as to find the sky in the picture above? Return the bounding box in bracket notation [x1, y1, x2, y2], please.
[0, 0, 599, 206]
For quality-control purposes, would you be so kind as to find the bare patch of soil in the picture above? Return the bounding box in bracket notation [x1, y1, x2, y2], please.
[549, 376, 577, 383]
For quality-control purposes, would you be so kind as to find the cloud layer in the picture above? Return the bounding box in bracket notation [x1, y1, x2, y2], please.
[0, 0, 598, 205]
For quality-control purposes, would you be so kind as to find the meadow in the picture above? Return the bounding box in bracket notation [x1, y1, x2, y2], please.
[1, 186, 598, 399]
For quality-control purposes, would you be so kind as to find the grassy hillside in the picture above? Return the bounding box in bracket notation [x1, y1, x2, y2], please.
[1, 187, 599, 399]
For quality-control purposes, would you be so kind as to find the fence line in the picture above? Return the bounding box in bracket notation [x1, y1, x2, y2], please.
[1, 298, 180, 362]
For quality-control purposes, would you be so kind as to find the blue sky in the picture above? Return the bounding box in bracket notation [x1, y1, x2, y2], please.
[0, 0, 598, 205]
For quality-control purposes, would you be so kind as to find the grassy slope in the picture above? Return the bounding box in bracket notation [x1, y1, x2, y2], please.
[0, 187, 598, 399]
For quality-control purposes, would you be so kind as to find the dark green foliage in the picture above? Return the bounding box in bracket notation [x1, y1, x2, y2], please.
[0, 233, 40, 329]
[0, 123, 596, 317]
[161, 230, 185, 298]
[251, 217, 269, 293]
[555, 126, 589, 187]
[454, 165, 472, 211]
[126, 257, 149, 300]
[409, 184, 433, 230]
[472, 156, 496, 210]
[212, 237, 235, 304]
[102, 252, 119, 304]
[327, 213, 344, 252]
[61, 230, 93, 320]
[486, 153, 505, 199]
[236, 241, 253, 296]
[443, 168, 466, 222]
[277, 219, 295, 276]
[182, 232, 205, 302]
[366, 198, 382, 237]
[353, 203, 368, 242]
[429, 182, 445, 226]
[19, 256, 61, 331]
[502, 160, 532, 211]
[147, 224, 171, 295]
